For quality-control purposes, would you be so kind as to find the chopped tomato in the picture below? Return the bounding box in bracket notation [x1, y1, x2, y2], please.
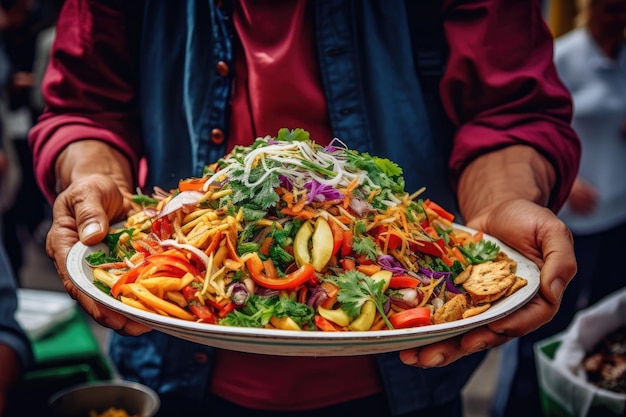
[389, 306, 431, 329]
[340, 258, 356, 271]
[340, 229, 353, 257]
[374, 226, 404, 251]
[182, 286, 217, 324]
[151, 217, 172, 240]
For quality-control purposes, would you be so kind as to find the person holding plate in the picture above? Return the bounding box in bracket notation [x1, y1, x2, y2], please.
[28, 1, 579, 416]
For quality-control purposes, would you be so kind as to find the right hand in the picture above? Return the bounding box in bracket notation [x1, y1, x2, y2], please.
[47, 141, 151, 335]
[566, 177, 598, 215]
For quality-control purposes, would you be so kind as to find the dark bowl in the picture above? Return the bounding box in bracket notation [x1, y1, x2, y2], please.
[48, 380, 160, 417]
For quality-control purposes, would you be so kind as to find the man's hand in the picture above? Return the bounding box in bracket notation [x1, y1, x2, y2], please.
[567, 177, 598, 215]
[47, 141, 150, 335]
[399, 145, 577, 367]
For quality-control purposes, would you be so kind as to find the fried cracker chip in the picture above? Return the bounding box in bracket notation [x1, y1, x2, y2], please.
[433, 294, 468, 324]
[462, 303, 491, 319]
[505, 276, 528, 297]
[462, 260, 517, 304]
[493, 251, 517, 273]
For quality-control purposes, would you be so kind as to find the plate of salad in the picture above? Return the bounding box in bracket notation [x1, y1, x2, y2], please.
[66, 129, 540, 356]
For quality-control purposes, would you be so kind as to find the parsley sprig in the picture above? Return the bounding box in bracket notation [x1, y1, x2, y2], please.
[327, 270, 393, 330]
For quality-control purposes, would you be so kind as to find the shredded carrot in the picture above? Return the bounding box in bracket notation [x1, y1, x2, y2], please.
[356, 263, 382, 276]
[280, 206, 316, 219]
[282, 190, 294, 207]
[259, 236, 273, 257]
[450, 246, 467, 266]
[367, 189, 381, 202]
[204, 232, 222, 255]
[262, 258, 279, 278]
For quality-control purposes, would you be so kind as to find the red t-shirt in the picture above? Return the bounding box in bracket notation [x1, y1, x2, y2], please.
[227, 0, 334, 150]
[211, 0, 383, 410]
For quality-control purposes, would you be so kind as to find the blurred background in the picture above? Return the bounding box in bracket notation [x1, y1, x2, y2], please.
[0, 1, 616, 417]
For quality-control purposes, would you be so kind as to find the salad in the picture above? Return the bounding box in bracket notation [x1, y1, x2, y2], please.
[86, 128, 513, 332]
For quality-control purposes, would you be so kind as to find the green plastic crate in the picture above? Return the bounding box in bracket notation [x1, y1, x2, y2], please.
[6, 307, 113, 416]
[535, 337, 623, 417]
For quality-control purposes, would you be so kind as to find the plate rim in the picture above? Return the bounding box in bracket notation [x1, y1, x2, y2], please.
[66, 223, 540, 354]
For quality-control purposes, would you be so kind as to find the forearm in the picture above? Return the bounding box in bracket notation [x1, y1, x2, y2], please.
[457, 145, 556, 221]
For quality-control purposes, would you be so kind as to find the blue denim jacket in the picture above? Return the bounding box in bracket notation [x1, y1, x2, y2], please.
[109, 1, 485, 415]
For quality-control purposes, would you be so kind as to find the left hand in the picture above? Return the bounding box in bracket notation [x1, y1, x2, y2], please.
[399, 146, 577, 367]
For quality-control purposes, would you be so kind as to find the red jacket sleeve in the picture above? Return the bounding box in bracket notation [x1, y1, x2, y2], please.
[441, 0, 580, 212]
[27, 0, 142, 204]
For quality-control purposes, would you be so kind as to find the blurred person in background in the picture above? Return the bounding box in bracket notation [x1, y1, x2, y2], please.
[492, 0, 626, 416]
[0, 33, 34, 415]
[29, 1, 580, 416]
[0, 239, 33, 417]
[1, 0, 56, 278]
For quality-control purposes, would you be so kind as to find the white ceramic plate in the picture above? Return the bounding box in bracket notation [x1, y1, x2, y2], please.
[66, 225, 539, 356]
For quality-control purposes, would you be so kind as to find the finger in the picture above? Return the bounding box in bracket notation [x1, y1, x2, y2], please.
[399, 327, 513, 368]
[66, 176, 129, 245]
[534, 218, 577, 307]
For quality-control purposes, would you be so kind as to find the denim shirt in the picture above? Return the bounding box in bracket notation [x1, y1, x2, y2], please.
[109, 1, 484, 415]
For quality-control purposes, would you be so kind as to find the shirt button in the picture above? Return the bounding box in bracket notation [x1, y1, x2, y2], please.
[193, 352, 209, 364]
[210, 128, 225, 144]
[216, 61, 229, 77]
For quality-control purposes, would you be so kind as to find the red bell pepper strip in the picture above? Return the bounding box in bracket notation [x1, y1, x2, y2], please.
[145, 253, 202, 277]
[329, 220, 344, 257]
[375, 227, 404, 251]
[246, 253, 316, 290]
[423, 199, 455, 221]
[110, 261, 147, 297]
[389, 275, 421, 289]
[389, 306, 432, 329]
[340, 229, 353, 257]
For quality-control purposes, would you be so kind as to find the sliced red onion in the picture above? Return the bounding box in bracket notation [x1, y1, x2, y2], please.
[444, 277, 463, 294]
[143, 207, 159, 217]
[377, 255, 406, 275]
[389, 288, 422, 308]
[306, 286, 329, 309]
[228, 282, 250, 306]
[348, 196, 373, 217]
[157, 191, 204, 218]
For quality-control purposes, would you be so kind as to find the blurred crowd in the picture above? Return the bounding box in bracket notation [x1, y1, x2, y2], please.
[0, 1, 624, 417]
[1, 0, 62, 280]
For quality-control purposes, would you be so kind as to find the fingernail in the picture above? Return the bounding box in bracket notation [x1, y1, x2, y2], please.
[423, 353, 445, 367]
[82, 222, 102, 240]
[550, 278, 566, 303]
[469, 342, 487, 353]
[399, 350, 419, 366]
[104, 314, 124, 329]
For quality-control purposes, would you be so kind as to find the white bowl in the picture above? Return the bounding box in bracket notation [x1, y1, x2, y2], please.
[49, 380, 160, 417]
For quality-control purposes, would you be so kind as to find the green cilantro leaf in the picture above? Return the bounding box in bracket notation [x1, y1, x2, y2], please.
[457, 240, 500, 264]
[327, 271, 393, 329]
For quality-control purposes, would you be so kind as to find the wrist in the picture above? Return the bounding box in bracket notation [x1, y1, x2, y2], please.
[54, 140, 134, 195]
[457, 145, 556, 220]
